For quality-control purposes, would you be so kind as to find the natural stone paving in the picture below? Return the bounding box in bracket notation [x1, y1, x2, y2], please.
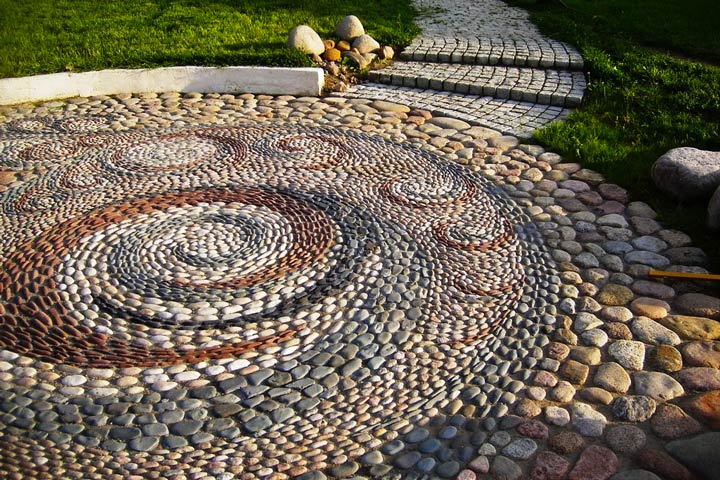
[369, 62, 585, 107]
[346, 0, 586, 136]
[400, 37, 584, 70]
[412, 0, 546, 40]
[342, 83, 571, 138]
[0, 92, 718, 480]
[0, 94, 556, 479]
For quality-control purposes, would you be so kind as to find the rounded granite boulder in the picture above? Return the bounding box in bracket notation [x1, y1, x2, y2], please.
[651, 147, 720, 201]
[335, 15, 365, 41]
[287, 25, 325, 55]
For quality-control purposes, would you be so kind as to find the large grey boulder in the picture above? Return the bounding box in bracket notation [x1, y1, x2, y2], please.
[287, 25, 325, 55]
[335, 15, 365, 41]
[708, 184, 720, 229]
[651, 147, 720, 201]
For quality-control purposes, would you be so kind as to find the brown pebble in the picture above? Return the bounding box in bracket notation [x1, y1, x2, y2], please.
[549, 431, 585, 454]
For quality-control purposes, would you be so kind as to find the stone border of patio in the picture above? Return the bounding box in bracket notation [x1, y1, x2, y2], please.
[0, 66, 325, 106]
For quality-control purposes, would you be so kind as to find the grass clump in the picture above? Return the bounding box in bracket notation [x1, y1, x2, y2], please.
[0, 0, 419, 78]
[508, 0, 720, 261]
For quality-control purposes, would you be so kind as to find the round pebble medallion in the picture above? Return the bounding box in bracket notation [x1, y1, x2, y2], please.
[0, 108, 557, 478]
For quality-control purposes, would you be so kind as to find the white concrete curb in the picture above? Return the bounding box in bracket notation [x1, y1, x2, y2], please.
[0, 66, 325, 105]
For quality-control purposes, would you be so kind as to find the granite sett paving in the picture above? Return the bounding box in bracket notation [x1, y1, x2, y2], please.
[343, 0, 586, 138]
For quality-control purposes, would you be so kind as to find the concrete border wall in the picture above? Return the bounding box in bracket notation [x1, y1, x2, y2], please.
[0, 66, 325, 105]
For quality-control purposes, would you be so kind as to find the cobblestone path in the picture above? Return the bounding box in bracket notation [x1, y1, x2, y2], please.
[343, 0, 586, 138]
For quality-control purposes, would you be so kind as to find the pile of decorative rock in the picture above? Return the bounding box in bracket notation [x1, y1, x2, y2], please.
[287, 15, 395, 91]
[1, 93, 720, 480]
[651, 146, 720, 229]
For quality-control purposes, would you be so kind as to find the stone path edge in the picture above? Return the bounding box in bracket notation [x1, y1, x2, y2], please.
[0, 66, 325, 106]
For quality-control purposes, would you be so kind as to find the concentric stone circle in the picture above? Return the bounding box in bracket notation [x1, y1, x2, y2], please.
[0, 107, 557, 478]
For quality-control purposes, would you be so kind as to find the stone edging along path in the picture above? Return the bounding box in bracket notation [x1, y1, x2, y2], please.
[0, 66, 325, 106]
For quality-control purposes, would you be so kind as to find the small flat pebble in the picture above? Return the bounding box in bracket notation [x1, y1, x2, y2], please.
[570, 345, 599, 364]
[581, 328, 609, 347]
[601, 306, 633, 323]
[551, 381, 576, 402]
[574, 312, 602, 332]
[631, 280, 674, 299]
[359, 450, 384, 465]
[490, 431, 512, 447]
[633, 371, 684, 401]
[548, 431, 585, 454]
[394, 451, 422, 469]
[625, 251, 670, 269]
[456, 469, 477, 480]
[675, 293, 720, 319]
[545, 406, 570, 426]
[62, 375, 87, 387]
[647, 345, 683, 372]
[596, 284, 634, 306]
[532, 451, 570, 480]
[579, 387, 613, 405]
[594, 362, 631, 393]
[682, 340, 720, 368]
[502, 438, 537, 459]
[650, 403, 703, 439]
[516, 420, 548, 439]
[631, 298, 671, 319]
[468, 455, 490, 474]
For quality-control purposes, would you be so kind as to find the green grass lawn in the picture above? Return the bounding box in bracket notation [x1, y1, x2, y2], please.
[508, 0, 720, 262]
[0, 0, 419, 78]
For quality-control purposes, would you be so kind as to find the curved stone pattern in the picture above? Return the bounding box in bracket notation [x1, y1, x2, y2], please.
[0, 117, 555, 477]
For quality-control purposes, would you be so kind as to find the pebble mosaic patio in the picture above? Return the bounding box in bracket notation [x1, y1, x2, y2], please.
[0, 0, 718, 479]
[0, 92, 717, 480]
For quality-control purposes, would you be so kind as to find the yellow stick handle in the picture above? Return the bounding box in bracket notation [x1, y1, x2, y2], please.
[648, 269, 720, 282]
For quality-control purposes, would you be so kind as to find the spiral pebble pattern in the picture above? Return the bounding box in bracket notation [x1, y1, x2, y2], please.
[0, 115, 556, 478]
